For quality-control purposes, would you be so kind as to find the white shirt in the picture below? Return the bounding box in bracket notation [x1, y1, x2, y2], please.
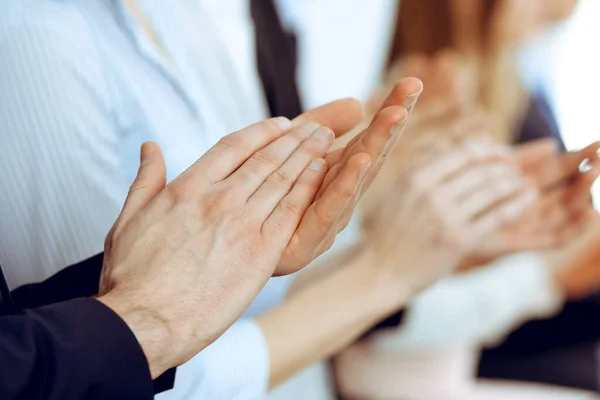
[374, 253, 563, 350]
[337, 253, 564, 400]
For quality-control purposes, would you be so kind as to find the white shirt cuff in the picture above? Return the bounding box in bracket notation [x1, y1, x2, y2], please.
[157, 319, 269, 400]
[374, 252, 564, 350]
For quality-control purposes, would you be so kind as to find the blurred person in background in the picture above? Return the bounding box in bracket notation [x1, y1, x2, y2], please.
[335, 0, 600, 398]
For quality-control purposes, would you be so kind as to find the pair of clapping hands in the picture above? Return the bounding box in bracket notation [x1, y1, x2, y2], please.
[359, 86, 599, 302]
[97, 79, 424, 378]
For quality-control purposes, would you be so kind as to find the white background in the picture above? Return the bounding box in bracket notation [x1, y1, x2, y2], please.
[548, 0, 600, 208]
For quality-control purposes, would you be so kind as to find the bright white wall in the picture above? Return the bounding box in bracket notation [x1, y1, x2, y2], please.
[547, 0, 600, 208]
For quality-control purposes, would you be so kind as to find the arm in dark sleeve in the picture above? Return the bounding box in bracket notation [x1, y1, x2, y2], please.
[0, 298, 154, 400]
[9, 254, 104, 311]
[4, 254, 177, 394]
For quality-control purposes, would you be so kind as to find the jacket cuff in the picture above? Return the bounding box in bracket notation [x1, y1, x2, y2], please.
[30, 298, 155, 399]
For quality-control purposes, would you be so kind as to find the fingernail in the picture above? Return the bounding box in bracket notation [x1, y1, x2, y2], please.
[141, 143, 153, 165]
[403, 90, 423, 111]
[580, 159, 592, 173]
[274, 117, 293, 131]
[313, 127, 333, 143]
[308, 158, 326, 172]
[302, 121, 321, 134]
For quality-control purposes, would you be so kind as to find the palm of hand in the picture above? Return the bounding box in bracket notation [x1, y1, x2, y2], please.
[276, 78, 424, 275]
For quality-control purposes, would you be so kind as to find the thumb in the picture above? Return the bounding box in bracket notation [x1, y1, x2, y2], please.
[118, 142, 166, 226]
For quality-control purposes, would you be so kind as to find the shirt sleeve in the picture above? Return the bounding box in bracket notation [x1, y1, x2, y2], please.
[156, 319, 270, 400]
[0, 298, 154, 400]
[0, 7, 127, 289]
[373, 253, 564, 350]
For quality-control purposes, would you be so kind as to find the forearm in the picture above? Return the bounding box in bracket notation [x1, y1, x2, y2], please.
[257, 251, 404, 388]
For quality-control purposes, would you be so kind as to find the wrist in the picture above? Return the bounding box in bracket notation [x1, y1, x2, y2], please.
[347, 245, 414, 316]
[97, 292, 177, 379]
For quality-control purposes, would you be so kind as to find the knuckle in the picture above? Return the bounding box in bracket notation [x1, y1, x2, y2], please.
[251, 148, 280, 169]
[164, 180, 191, 204]
[301, 139, 325, 155]
[128, 180, 151, 195]
[265, 118, 288, 136]
[279, 198, 302, 217]
[217, 133, 244, 153]
[268, 169, 293, 188]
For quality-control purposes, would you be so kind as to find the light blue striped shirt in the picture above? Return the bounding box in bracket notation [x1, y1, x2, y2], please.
[0, 0, 218, 285]
[0, 0, 273, 398]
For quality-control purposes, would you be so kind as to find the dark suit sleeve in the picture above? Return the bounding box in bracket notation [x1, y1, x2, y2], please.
[0, 297, 154, 400]
[4, 253, 177, 395]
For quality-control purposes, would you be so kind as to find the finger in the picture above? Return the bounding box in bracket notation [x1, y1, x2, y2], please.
[262, 159, 328, 246]
[440, 163, 521, 203]
[191, 117, 293, 183]
[292, 98, 364, 138]
[380, 77, 424, 112]
[118, 142, 166, 226]
[538, 142, 600, 189]
[469, 190, 538, 241]
[579, 141, 600, 160]
[317, 106, 408, 199]
[275, 154, 371, 276]
[417, 142, 511, 189]
[544, 165, 600, 229]
[228, 123, 330, 199]
[570, 165, 600, 201]
[514, 138, 559, 170]
[349, 80, 422, 155]
[454, 175, 534, 224]
[248, 127, 335, 216]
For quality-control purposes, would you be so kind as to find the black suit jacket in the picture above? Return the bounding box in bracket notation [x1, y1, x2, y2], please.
[0, 254, 176, 399]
